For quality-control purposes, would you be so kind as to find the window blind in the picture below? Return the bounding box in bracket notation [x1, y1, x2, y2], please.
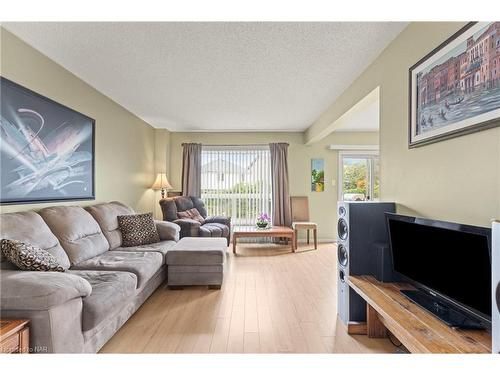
[201, 145, 272, 227]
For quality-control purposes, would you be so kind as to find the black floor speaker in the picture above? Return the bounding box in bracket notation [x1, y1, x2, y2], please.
[337, 201, 396, 325]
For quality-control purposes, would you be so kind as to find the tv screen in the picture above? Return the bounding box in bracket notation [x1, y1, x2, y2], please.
[387, 214, 491, 320]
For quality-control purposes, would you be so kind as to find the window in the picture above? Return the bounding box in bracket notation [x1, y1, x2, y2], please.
[201, 145, 272, 226]
[338, 151, 380, 201]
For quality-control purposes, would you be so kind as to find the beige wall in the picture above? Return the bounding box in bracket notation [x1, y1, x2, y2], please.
[0, 26, 377, 237]
[7, 22, 484, 236]
[152, 128, 171, 218]
[169, 131, 379, 240]
[307, 22, 500, 227]
[0, 28, 158, 214]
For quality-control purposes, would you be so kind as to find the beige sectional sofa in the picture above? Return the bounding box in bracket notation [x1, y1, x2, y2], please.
[0, 201, 227, 353]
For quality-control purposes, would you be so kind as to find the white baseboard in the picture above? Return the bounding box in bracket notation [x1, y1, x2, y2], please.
[296, 238, 336, 244]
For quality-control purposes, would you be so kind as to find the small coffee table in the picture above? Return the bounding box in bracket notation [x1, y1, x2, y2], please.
[232, 226, 295, 254]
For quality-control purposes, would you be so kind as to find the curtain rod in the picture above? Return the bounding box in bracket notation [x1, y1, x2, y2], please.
[181, 143, 288, 147]
[203, 143, 269, 147]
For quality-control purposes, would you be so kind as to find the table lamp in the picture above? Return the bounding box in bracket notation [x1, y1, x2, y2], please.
[151, 173, 173, 199]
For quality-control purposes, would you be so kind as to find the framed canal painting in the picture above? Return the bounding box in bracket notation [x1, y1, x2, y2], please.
[0, 77, 95, 204]
[409, 22, 500, 148]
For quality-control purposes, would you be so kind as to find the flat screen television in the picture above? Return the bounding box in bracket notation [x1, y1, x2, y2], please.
[386, 213, 491, 329]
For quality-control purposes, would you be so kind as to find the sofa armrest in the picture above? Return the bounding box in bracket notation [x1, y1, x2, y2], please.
[204, 216, 231, 227]
[173, 218, 201, 238]
[155, 220, 180, 242]
[0, 269, 92, 311]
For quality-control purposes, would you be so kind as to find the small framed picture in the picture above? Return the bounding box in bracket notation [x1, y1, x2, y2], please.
[311, 158, 324, 192]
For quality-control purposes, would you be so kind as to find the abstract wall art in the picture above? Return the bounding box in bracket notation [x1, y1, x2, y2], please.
[409, 22, 500, 147]
[0, 77, 95, 204]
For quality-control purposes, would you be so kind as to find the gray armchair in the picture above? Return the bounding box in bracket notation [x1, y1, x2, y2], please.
[159, 196, 231, 245]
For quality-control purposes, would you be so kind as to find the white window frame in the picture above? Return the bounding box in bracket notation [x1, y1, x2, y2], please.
[338, 150, 380, 202]
[201, 144, 272, 227]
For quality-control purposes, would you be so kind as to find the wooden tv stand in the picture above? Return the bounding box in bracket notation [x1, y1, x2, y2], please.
[346, 275, 492, 353]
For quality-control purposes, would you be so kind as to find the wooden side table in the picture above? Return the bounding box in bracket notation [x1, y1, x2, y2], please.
[0, 319, 29, 354]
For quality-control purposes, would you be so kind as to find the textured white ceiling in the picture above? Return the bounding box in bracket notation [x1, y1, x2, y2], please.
[3, 22, 407, 132]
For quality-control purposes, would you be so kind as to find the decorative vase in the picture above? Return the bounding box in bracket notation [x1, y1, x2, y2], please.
[256, 222, 269, 229]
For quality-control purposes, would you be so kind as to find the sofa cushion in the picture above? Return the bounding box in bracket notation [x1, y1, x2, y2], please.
[0, 211, 70, 269]
[70, 251, 163, 289]
[199, 223, 229, 239]
[118, 213, 160, 247]
[155, 220, 180, 242]
[86, 201, 134, 250]
[167, 237, 227, 266]
[178, 208, 205, 224]
[68, 270, 137, 331]
[114, 240, 176, 262]
[39, 206, 109, 266]
[0, 269, 92, 310]
[1, 239, 65, 272]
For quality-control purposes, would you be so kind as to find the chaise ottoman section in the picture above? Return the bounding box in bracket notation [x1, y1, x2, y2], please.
[166, 237, 227, 289]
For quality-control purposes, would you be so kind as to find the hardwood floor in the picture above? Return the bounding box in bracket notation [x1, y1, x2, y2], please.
[100, 243, 395, 353]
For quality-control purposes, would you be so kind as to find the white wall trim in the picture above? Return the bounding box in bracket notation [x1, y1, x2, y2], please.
[329, 144, 379, 151]
[296, 238, 336, 244]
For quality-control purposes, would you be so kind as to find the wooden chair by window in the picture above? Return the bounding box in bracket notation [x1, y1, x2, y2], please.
[290, 196, 318, 250]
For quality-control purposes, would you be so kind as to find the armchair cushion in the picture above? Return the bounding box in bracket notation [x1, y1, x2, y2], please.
[160, 196, 230, 244]
[173, 218, 201, 238]
[189, 196, 208, 218]
[177, 208, 205, 224]
[174, 196, 195, 212]
[0, 269, 92, 310]
[159, 199, 178, 222]
[199, 223, 230, 240]
[204, 216, 231, 227]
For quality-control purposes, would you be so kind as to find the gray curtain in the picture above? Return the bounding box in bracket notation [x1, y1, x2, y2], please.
[270, 143, 291, 227]
[181, 143, 202, 197]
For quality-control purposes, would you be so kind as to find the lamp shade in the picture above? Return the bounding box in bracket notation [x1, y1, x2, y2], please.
[151, 173, 173, 190]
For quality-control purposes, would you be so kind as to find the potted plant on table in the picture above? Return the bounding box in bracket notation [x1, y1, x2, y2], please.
[256, 213, 271, 229]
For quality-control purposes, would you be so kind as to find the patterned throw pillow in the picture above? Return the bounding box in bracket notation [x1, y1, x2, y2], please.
[0, 239, 65, 272]
[118, 212, 160, 247]
[177, 208, 205, 224]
